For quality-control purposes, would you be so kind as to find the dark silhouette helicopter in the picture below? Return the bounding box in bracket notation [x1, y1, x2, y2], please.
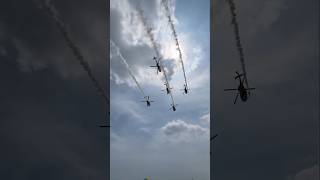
[149, 57, 162, 74]
[162, 83, 172, 94]
[141, 96, 154, 107]
[170, 103, 177, 111]
[224, 71, 255, 104]
[181, 84, 189, 94]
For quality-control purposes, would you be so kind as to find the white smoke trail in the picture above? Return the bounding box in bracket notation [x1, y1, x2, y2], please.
[110, 40, 147, 98]
[161, 0, 188, 89]
[137, 8, 176, 106]
[35, 0, 109, 104]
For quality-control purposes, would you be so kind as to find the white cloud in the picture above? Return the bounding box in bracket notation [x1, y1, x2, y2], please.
[189, 46, 203, 71]
[110, 0, 208, 90]
[111, 116, 210, 180]
[111, 96, 148, 124]
[200, 112, 210, 125]
[160, 119, 209, 143]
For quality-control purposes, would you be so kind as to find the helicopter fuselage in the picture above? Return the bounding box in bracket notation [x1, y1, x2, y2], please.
[172, 106, 176, 111]
[157, 64, 161, 72]
[238, 83, 248, 101]
[166, 88, 170, 94]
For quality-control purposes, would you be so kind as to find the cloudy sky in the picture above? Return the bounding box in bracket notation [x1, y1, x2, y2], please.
[110, 0, 210, 179]
[0, 0, 318, 180]
[0, 0, 108, 179]
[211, 0, 319, 180]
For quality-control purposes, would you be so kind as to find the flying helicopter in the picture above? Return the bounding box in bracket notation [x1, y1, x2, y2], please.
[181, 84, 189, 94]
[162, 83, 172, 94]
[149, 57, 162, 74]
[169, 103, 178, 111]
[141, 96, 154, 107]
[224, 71, 255, 104]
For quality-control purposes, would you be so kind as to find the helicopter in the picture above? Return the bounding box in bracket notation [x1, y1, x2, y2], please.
[181, 84, 189, 94]
[149, 57, 162, 74]
[169, 103, 178, 111]
[141, 96, 154, 107]
[162, 83, 172, 94]
[224, 71, 255, 104]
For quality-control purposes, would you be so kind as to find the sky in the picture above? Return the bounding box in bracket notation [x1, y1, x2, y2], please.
[0, 0, 109, 179]
[110, 0, 210, 179]
[0, 0, 318, 180]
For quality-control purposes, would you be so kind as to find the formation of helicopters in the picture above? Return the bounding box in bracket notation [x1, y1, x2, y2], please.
[144, 59, 257, 108]
[135, 0, 256, 110]
[142, 56, 182, 111]
[145, 60, 254, 108]
[144, 55, 255, 108]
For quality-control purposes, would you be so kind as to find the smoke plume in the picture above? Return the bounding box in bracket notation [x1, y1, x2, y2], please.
[110, 40, 147, 98]
[227, 0, 250, 88]
[137, 7, 176, 106]
[161, 0, 188, 89]
[36, 0, 109, 104]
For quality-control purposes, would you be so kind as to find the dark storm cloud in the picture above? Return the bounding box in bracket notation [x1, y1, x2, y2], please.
[211, 0, 318, 180]
[0, 0, 108, 179]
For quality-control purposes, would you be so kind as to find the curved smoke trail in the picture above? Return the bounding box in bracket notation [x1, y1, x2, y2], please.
[36, 0, 109, 104]
[137, 8, 176, 106]
[110, 40, 147, 98]
[161, 0, 188, 89]
[226, 0, 250, 88]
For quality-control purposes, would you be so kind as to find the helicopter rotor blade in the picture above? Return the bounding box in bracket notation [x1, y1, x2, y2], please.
[100, 125, 110, 127]
[210, 134, 218, 141]
[234, 93, 239, 104]
[224, 88, 238, 91]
